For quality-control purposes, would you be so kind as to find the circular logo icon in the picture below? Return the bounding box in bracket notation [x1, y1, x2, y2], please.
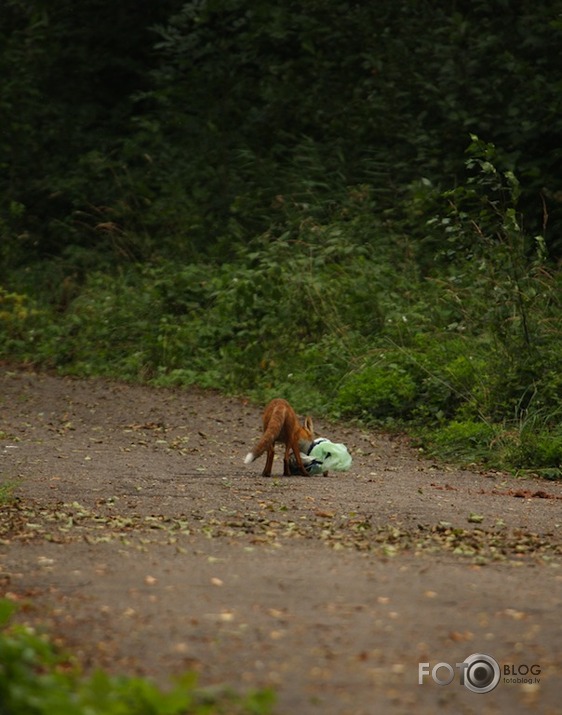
[462, 653, 501, 693]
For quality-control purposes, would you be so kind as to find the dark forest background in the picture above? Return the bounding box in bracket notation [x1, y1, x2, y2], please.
[2, 0, 562, 475]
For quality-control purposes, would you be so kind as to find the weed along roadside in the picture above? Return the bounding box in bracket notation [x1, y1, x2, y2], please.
[1, 372, 561, 714]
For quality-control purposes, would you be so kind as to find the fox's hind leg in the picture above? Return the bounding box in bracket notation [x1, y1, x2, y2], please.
[283, 444, 292, 476]
[262, 447, 275, 477]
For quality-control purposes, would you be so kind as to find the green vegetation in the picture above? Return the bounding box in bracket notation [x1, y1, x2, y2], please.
[0, 479, 17, 506]
[1, 1, 561, 477]
[0, 599, 274, 715]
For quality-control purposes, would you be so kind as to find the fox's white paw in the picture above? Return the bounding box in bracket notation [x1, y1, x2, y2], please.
[244, 452, 255, 464]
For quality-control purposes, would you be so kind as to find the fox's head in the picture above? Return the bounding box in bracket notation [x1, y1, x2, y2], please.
[299, 415, 314, 448]
[302, 415, 314, 436]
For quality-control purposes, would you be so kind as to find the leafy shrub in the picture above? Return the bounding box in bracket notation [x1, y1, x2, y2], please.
[515, 430, 562, 471]
[0, 600, 274, 715]
[501, 406, 562, 478]
[0, 287, 42, 354]
[336, 359, 418, 422]
[421, 420, 498, 465]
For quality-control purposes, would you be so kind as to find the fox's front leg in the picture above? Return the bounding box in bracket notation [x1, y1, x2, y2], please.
[287, 444, 308, 476]
[283, 444, 291, 475]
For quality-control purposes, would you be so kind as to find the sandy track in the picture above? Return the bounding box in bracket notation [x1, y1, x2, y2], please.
[1, 370, 561, 714]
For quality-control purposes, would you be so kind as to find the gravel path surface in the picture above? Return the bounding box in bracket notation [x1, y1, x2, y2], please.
[1, 369, 561, 714]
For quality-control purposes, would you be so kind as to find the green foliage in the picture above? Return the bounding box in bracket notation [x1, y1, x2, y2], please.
[514, 427, 562, 473]
[0, 600, 274, 715]
[0, 480, 17, 506]
[2, 1, 562, 263]
[336, 361, 417, 423]
[0, 287, 43, 356]
[420, 420, 498, 466]
[0, 0, 181, 265]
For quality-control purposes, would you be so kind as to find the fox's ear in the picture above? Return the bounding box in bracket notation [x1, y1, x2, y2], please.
[304, 416, 314, 433]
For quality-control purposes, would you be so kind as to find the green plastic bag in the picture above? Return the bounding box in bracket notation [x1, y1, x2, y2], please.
[290, 438, 352, 475]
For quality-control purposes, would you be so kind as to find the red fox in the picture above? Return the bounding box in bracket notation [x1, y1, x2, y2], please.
[244, 398, 314, 477]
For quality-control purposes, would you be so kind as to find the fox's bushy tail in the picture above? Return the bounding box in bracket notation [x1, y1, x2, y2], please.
[244, 409, 286, 464]
[244, 429, 278, 464]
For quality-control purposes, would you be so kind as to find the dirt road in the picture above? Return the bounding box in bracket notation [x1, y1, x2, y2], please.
[1, 369, 561, 714]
